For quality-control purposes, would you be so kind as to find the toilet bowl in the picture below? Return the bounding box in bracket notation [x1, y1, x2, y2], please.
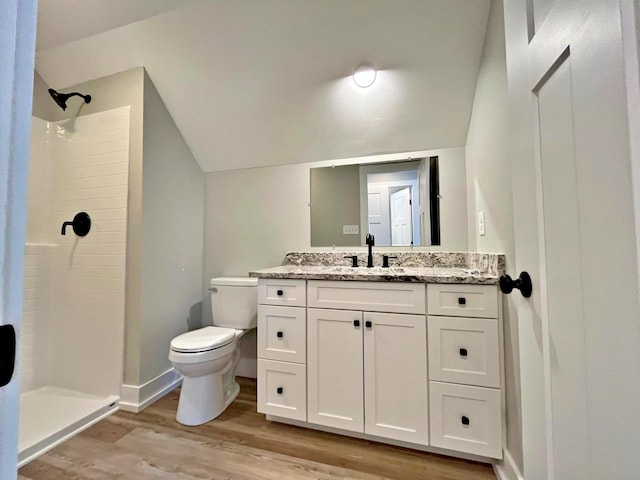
[169, 277, 257, 426]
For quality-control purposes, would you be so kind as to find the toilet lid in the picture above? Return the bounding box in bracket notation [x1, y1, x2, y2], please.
[170, 326, 236, 353]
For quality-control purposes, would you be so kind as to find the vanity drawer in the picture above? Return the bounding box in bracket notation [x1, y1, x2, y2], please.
[307, 280, 426, 314]
[257, 359, 307, 421]
[427, 284, 498, 318]
[258, 305, 306, 363]
[429, 381, 502, 459]
[258, 279, 306, 307]
[428, 316, 500, 388]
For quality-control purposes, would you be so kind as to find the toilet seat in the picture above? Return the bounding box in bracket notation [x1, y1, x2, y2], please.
[170, 326, 237, 353]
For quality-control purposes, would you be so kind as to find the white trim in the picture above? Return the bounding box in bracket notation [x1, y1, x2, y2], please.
[620, 0, 640, 326]
[493, 449, 525, 480]
[119, 368, 182, 413]
[266, 414, 493, 464]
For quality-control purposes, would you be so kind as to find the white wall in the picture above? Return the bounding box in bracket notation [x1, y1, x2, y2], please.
[203, 148, 466, 377]
[139, 73, 204, 383]
[39, 68, 204, 391]
[20, 118, 54, 392]
[20, 108, 130, 399]
[464, 0, 522, 472]
[42, 67, 146, 386]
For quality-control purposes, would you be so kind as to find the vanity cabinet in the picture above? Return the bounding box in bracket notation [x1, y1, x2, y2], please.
[256, 277, 503, 461]
[306, 280, 428, 444]
[427, 284, 503, 458]
[257, 279, 307, 421]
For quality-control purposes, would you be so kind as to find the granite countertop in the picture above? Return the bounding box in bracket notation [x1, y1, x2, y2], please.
[249, 252, 504, 285]
[249, 257, 502, 285]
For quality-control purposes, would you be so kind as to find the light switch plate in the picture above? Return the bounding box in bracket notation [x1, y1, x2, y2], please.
[478, 211, 486, 236]
[343, 224, 359, 235]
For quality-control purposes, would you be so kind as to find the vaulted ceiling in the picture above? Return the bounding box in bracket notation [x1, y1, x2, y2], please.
[35, 0, 491, 173]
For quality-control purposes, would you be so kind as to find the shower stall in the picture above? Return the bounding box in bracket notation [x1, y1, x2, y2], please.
[18, 106, 130, 466]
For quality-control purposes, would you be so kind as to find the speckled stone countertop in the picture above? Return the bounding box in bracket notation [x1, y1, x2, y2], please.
[249, 251, 505, 284]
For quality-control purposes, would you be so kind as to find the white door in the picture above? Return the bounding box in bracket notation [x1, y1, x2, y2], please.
[505, 1, 640, 478]
[0, 1, 37, 478]
[367, 184, 391, 245]
[390, 187, 413, 246]
[307, 308, 364, 432]
[363, 312, 428, 445]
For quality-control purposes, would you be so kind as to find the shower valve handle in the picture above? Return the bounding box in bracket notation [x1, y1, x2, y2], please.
[61, 212, 91, 237]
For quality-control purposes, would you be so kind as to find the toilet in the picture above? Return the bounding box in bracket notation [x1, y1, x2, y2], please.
[169, 276, 257, 426]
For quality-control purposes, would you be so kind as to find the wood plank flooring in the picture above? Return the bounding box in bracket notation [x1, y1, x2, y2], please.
[19, 378, 496, 480]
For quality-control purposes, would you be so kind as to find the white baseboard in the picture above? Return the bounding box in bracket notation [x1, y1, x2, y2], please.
[119, 368, 182, 413]
[494, 449, 524, 480]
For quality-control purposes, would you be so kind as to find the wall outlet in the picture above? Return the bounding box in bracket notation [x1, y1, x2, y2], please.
[478, 211, 486, 236]
[343, 224, 359, 235]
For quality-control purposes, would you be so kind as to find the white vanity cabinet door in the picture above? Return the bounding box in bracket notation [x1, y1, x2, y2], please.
[257, 359, 306, 421]
[307, 308, 364, 432]
[363, 312, 429, 445]
[428, 316, 500, 388]
[258, 279, 306, 307]
[307, 280, 426, 314]
[429, 381, 502, 459]
[427, 284, 498, 318]
[258, 305, 306, 363]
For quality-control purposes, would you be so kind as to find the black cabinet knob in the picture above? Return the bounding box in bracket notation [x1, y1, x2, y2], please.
[276, 289, 284, 296]
[353, 320, 360, 327]
[365, 320, 372, 328]
[499, 272, 533, 298]
[458, 297, 466, 305]
[276, 331, 284, 338]
[277, 387, 283, 394]
[459, 348, 468, 357]
[461, 416, 470, 426]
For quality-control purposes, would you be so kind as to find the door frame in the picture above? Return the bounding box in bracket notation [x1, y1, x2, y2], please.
[0, 0, 38, 478]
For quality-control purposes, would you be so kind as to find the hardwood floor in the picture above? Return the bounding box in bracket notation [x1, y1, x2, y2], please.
[19, 378, 497, 480]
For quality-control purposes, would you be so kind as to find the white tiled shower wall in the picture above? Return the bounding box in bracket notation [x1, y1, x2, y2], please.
[20, 107, 130, 397]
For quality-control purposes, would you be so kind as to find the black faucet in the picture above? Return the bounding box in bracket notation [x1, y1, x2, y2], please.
[365, 233, 375, 268]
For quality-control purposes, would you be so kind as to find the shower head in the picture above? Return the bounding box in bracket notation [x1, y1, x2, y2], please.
[48, 88, 92, 111]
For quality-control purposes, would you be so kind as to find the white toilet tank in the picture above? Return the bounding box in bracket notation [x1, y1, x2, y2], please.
[210, 277, 258, 329]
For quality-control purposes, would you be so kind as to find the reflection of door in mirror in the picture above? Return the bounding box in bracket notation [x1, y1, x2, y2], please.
[390, 187, 413, 245]
[362, 164, 422, 247]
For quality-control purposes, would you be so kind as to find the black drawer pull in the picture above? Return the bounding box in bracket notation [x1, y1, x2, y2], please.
[461, 416, 470, 426]
[277, 387, 283, 394]
[353, 320, 360, 327]
[276, 289, 284, 296]
[459, 348, 468, 357]
[276, 331, 284, 338]
[365, 320, 373, 328]
[458, 297, 466, 305]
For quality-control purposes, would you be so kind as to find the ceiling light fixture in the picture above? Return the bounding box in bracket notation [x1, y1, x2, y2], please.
[353, 63, 377, 88]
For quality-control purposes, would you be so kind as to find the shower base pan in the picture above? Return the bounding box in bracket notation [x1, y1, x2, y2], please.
[18, 387, 119, 467]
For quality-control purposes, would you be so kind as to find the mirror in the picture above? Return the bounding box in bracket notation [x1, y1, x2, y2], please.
[310, 156, 447, 247]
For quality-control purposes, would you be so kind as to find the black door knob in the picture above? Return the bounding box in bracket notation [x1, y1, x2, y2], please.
[499, 271, 533, 298]
[276, 331, 284, 338]
[461, 416, 470, 426]
[365, 321, 372, 328]
[276, 289, 284, 296]
[459, 348, 468, 357]
[277, 387, 283, 394]
[353, 320, 360, 327]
